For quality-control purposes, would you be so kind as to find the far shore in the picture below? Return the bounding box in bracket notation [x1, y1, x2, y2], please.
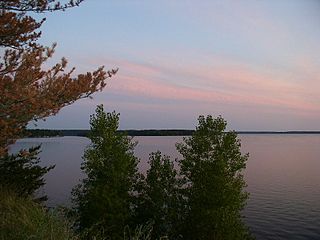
[26, 129, 320, 138]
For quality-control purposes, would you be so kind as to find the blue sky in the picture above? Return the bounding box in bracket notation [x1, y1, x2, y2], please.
[31, 0, 320, 130]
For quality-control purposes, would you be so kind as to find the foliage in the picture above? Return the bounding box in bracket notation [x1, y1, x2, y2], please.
[0, 0, 117, 156]
[176, 115, 253, 240]
[0, 187, 78, 240]
[72, 105, 141, 240]
[136, 151, 184, 239]
[123, 222, 154, 240]
[0, 145, 54, 201]
[72, 113, 253, 239]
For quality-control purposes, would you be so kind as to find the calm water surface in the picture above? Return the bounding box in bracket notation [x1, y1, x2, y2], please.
[10, 135, 320, 240]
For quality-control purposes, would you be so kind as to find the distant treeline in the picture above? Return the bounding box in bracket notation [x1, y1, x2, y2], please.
[26, 129, 194, 137]
[26, 129, 320, 137]
[26, 129, 62, 137]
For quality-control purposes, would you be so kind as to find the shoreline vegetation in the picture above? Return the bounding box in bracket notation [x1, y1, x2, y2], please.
[26, 129, 320, 138]
[4, 105, 253, 240]
[69, 106, 253, 239]
[0, 189, 77, 240]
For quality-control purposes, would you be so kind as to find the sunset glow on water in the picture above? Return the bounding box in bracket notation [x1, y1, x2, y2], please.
[12, 135, 320, 239]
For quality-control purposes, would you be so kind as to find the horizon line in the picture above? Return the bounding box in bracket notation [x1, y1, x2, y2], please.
[27, 129, 320, 135]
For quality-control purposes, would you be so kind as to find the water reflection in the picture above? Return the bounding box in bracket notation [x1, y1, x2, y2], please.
[10, 135, 320, 240]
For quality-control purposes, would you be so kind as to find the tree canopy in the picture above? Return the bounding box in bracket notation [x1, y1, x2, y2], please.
[177, 115, 253, 240]
[72, 105, 141, 239]
[136, 151, 184, 239]
[0, 0, 117, 156]
[71, 112, 253, 239]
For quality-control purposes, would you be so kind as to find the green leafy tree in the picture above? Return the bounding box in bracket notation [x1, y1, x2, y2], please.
[176, 115, 252, 240]
[72, 105, 140, 240]
[0, 146, 54, 202]
[136, 151, 183, 239]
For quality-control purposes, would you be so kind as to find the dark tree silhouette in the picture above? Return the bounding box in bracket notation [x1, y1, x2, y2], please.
[72, 105, 141, 239]
[177, 115, 253, 240]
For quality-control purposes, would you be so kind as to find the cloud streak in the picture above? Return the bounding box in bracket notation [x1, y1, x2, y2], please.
[93, 56, 319, 115]
[37, 1, 320, 130]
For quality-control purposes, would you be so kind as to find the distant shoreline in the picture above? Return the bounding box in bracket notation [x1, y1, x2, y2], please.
[26, 129, 320, 137]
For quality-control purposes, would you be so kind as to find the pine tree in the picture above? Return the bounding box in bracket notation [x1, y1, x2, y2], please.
[0, 0, 117, 156]
[0, 0, 116, 202]
[0, 145, 54, 202]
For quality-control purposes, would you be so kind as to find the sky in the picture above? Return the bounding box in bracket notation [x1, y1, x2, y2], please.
[31, 0, 320, 130]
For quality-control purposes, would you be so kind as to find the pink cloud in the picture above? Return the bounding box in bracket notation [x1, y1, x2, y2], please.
[80, 55, 320, 116]
[107, 73, 318, 114]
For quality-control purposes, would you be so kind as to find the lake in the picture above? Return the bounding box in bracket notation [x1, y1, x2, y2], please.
[10, 135, 320, 240]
